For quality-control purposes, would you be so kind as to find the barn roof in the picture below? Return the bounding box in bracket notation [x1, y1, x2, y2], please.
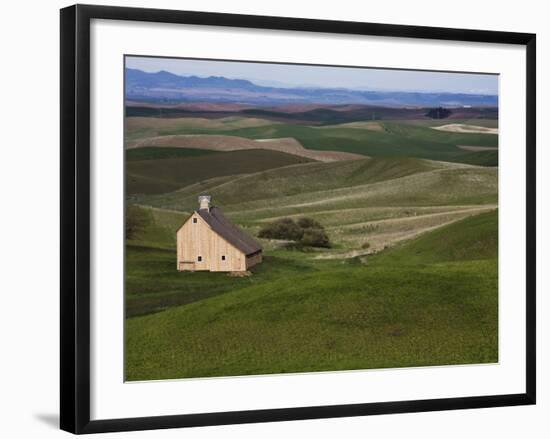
[197, 206, 262, 256]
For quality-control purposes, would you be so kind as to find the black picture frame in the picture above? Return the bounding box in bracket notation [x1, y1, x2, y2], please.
[60, 4, 536, 434]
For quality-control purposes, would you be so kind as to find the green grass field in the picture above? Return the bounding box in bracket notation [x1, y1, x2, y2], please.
[124, 110, 499, 381]
[126, 149, 312, 195]
[125, 211, 498, 380]
[371, 210, 498, 265]
[132, 157, 497, 217]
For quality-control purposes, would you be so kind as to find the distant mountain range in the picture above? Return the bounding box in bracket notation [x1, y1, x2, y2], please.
[125, 68, 498, 108]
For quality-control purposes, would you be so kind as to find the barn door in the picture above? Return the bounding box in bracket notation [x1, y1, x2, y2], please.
[178, 261, 195, 271]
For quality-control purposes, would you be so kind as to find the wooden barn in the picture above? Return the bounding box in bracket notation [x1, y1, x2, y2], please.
[176, 196, 263, 272]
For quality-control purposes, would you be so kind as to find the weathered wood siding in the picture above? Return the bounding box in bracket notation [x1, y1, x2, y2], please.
[245, 252, 263, 270]
[176, 212, 247, 272]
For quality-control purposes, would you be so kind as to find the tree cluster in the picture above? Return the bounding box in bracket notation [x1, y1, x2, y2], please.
[258, 217, 330, 248]
[425, 107, 452, 119]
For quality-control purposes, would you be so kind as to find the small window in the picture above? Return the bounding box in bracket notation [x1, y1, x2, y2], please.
[193, 218, 197, 224]
[221, 255, 226, 261]
[197, 256, 202, 262]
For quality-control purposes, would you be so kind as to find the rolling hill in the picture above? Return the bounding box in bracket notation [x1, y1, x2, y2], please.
[126, 134, 364, 163]
[370, 210, 498, 265]
[133, 157, 496, 214]
[125, 208, 498, 380]
[124, 106, 500, 380]
[125, 116, 498, 166]
[128, 154, 497, 262]
[127, 104, 499, 124]
[126, 149, 313, 195]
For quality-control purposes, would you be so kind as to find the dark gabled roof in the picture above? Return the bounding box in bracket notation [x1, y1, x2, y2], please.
[197, 206, 262, 256]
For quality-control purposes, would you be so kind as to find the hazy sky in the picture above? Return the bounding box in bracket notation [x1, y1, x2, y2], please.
[126, 56, 498, 95]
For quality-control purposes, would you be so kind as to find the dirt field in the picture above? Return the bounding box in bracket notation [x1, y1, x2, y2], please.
[262, 104, 366, 113]
[319, 121, 385, 131]
[126, 134, 365, 162]
[432, 124, 498, 134]
[126, 116, 278, 132]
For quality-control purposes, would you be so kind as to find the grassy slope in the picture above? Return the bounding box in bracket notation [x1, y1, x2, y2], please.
[125, 206, 305, 317]
[125, 204, 331, 317]
[371, 210, 498, 265]
[126, 246, 323, 318]
[131, 156, 432, 208]
[125, 156, 497, 318]
[126, 206, 187, 250]
[126, 149, 312, 195]
[126, 116, 498, 166]
[124, 207, 499, 317]
[125, 210, 498, 380]
[126, 147, 220, 161]
[133, 157, 497, 216]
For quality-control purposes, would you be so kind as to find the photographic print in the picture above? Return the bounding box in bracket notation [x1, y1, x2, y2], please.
[124, 56, 498, 382]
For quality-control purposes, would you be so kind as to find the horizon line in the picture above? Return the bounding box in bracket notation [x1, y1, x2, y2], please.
[125, 65, 499, 97]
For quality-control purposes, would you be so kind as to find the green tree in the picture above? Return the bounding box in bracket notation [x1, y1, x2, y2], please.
[425, 107, 452, 119]
[125, 205, 152, 240]
[258, 217, 331, 248]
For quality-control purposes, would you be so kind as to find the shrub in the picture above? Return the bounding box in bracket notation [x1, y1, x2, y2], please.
[258, 216, 331, 248]
[125, 205, 152, 239]
[361, 242, 371, 250]
[258, 218, 303, 241]
[297, 217, 323, 230]
[301, 228, 331, 248]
